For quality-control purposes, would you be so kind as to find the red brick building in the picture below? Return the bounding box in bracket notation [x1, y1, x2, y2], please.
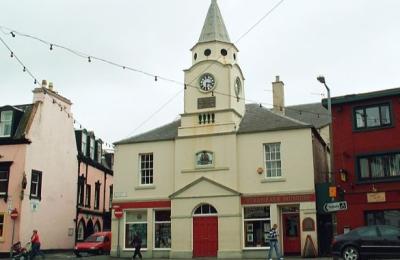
[327, 87, 400, 234]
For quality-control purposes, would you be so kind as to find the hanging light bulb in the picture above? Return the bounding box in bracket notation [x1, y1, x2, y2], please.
[88, 56, 91, 63]
[155, 76, 158, 81]
[184, 84, 187, 90]
[23, 67, 26, 72]
[11, 31, 15, 37]
[34, 79, 37, 84]
[10, 52, 14, 58]
[50, 44, 53, 51]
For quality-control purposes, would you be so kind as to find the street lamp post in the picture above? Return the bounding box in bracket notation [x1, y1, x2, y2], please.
[317, 75, 333, 183]
[317, 75, 338, 236]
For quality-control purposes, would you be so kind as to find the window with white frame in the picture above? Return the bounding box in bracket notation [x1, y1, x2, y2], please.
[90, 138, 95, 160]
[354, 103, 392, 130]
[97, 141, 102, 163]
[81, 132, 87, 156]
[29, 170, 42, 200]
[264, 143, 281, 178]
[125, 211, 147, 249]
[243, 206, 271, 248]
[0, 111, 12, 137]
[0, 168, 9, 197]
[139, 153, 153, 185]
[154, 210, 171, 249]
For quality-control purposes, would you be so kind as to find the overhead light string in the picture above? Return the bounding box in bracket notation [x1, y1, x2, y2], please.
[0, 35, 40, 87]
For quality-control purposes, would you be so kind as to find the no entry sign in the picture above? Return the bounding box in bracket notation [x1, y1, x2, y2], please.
[10, 208, 18, 220]
[114, 208, 123, 219]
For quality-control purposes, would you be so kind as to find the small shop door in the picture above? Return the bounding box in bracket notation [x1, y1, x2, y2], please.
[282, 213, 301, 254]
[193, 216, 218, 257]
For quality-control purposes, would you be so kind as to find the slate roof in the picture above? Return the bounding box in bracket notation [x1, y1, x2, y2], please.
[198, 0, 231, 44]
[285, 103, 330, 129]
[115, 103, 320, 145]
[0, 103, 36, 144]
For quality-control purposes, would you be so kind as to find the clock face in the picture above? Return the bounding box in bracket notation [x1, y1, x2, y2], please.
[199, 73, 216, 92]
[234, 77, 241, 96]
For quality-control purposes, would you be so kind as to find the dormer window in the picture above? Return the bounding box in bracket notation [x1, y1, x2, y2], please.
[81, 132, 87, 156]
[97, 141, 102, 163]
[90, 137, 95, 160]
[0, 111, 13, 137]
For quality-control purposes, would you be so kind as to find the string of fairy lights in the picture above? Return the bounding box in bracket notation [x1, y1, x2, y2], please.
[1, 0, 333, 143]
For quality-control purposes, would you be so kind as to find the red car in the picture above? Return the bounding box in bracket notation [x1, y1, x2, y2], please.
[74, 231, 111, 257]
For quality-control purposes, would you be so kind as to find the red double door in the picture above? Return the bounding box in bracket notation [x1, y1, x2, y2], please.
[193, 216, 218, 257]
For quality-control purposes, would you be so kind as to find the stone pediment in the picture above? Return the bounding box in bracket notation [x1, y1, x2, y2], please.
[169, 176, 240, 199]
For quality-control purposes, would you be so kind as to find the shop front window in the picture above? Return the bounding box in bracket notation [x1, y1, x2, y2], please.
[365, 210, 400, 228]
[243, 206, 271, 248]
[125, 211, 147, 249]
[154, 210, 171, 249]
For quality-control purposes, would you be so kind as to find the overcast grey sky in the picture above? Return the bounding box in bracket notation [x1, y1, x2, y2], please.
[1, 0, 399, 144]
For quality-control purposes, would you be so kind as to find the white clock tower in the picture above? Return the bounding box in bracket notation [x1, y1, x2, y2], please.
[178, 0, 245, 137]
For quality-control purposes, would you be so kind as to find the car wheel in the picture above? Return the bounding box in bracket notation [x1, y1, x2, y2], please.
[97, 249, 103, 255]
[342, 246, 359, 260]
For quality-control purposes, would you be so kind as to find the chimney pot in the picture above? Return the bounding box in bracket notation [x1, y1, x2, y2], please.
[48, 82, 54, 91]
[275, 75, 280, 82]
[41, 80, 48, 88]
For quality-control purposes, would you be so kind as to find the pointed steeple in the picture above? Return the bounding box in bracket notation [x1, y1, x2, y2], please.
[198, 0, 231, 43]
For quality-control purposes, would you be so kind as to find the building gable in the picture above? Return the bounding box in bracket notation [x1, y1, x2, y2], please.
[169, 176, 240, 199]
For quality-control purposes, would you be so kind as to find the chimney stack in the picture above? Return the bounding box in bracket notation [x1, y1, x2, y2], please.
[272, 75, 285, 115]
[41, 80, 48, 88]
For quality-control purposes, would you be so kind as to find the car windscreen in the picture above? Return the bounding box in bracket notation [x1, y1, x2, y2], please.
[85, 235, 104, 242]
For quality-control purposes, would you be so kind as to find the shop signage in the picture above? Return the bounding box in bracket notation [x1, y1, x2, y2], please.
[367, 192, 386, 203]
[241, 193, 315, 205]
[323, 201, 347, 213]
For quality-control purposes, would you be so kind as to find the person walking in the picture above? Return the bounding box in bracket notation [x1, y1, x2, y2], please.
[267, 224, 283, 260]
[30, 229, 45, 259]
[131, 232, 142, 259]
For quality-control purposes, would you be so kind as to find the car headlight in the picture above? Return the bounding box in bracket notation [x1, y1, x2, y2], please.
[90, 246, 96, 250]
[74, 246, 78, 250]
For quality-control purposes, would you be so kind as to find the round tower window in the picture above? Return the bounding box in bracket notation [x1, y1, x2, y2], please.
[194, 53, 197, 60]
[204, 49, 211, 56]
[221, 49, 228, 56]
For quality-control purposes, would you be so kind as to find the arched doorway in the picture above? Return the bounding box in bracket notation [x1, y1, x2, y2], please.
[94, 220, 101, 233]
[86, 219, 94, 238]
[193, 203, 218, 257]
[77, 219, 86, 241]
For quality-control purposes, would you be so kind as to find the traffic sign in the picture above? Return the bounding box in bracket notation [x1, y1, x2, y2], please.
[114, 208, 123, 219]
[10, 208, 18, 220]
[323, 201, 347, 213]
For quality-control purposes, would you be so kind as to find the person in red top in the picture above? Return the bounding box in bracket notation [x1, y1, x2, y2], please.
[30, 229, 44, 259]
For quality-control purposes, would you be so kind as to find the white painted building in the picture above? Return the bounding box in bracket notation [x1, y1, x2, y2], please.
[112, 0, 329, 258]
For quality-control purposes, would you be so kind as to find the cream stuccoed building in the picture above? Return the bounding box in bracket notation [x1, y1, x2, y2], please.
[111, 0, 329, 258]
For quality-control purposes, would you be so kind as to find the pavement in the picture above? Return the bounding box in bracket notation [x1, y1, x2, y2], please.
[27, 252, 334, 260]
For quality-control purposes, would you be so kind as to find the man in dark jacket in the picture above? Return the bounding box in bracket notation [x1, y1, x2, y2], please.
[131, 232, 142, 259]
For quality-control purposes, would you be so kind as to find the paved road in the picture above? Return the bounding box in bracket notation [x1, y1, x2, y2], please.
[32, 252, 334, 260]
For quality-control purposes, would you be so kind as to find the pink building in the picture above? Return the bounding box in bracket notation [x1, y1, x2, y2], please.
[0, 81, 113, 256]
[0, 82, 77, 255]
[74, 129, 113, 242]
